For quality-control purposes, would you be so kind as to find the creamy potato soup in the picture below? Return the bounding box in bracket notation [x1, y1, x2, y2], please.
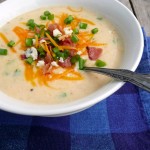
[0, 6, 123, 104]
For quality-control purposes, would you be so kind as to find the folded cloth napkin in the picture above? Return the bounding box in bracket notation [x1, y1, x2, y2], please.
[0, 30, 150, 150]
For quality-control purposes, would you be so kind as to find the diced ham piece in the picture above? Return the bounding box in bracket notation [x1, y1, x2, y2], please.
[44, 53, 52, 64]
[48, 23, 63, 36]
[86, 46, 103, 60]
[59, 37, 76, 47]
[58, 57, 72, 68]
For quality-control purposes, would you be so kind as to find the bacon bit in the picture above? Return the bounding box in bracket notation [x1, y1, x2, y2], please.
[69, 49, 77, 56]
[44, 53, 53, 64]
[35, 26, 41, 34]
[59, 37, 76, 47]
[42, 63, 52, 75]
[67, 6, 83, 12]
[58, 57, 72, 68]
[48, 23, 63, 36]
[86, 46, 103, 60]
[20, 54, 26, 60]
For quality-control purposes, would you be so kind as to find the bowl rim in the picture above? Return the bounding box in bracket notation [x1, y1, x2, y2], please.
[0, 0, 144, 116]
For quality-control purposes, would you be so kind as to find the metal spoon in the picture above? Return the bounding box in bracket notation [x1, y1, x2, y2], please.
[84, 67, 150, 92]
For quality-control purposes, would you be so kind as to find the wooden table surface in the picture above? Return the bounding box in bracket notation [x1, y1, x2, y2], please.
[120, 0, 150, 36]
[0, 0, 150, 35]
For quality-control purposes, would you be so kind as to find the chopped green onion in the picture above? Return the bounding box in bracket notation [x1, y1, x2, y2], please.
[56, 51, 65, 58]
[25, 38, 33, 47]
[71, 34, 79, 43]
[64, 50, 70, 59]
[73, 28, 79, 34]
[44, 11, 51, 16]
[71, 55, 80, 64]
[39, 52, 46, 58]
[37, 47, 44, 53]
[40, 15, 47, 20]
[60, 92, 67, 98]
[44, 30, 51, 37]
[97, 17, 103, 20]
[7, 40, 15, 47]
[79, 57, 86, 70]
[91, 28, 99, 34]
[64, 15, 74, 24]
[95, 59, 106, 67]
[39, 24, 46, 29]
[79, 22, 88, 29]
[27, 19, 36, 30]
[35, 33, 41, 38]
[14, 69, 21, 76]
[37, 47, 46, 58]
[26, 57, 34, 65]
[53, 56, 59, 61]
[27, 19, 34, 26]
[0, 49, 7, 55]
[48, 14, 54, 20]
[53, 47, 60, 54]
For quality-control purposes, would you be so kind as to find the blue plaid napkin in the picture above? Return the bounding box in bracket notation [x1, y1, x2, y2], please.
[0, 30, 150, 150]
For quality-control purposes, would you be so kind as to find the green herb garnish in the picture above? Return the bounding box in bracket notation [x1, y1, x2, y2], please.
[14, 69, 21, 76]
[53, 47, 60, 54]
[40, 15, 47, 20]
[25, 38, 33, 47]
[95, 59, 106, 67]
[79, 22, 88, 29]
[91, 28, 99, 34]
[64, 15, 74, 24]
[60, 92, 67, 98]
[97, 17, 103, 20]
[73, 28, 79, 34]
[79, 57, 86, 70]
[44, 11, 51, 16]
[71, 55, 80, 64]
[26, 57, 34, 65]
[0, 49, 7, 55]
[71, 34, 79, 43]
[48, 14, 54, 20]
[7, 40, 15, 47]
[27, 19, 36, 30]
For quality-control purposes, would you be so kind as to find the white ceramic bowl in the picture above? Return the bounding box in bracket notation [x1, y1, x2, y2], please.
[0, 0, 144, 116]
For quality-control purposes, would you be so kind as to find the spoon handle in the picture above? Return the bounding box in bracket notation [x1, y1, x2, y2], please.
[84, 67, 150, 92]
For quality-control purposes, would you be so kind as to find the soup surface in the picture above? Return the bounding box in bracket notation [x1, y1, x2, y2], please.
[0, 6, 123, 104]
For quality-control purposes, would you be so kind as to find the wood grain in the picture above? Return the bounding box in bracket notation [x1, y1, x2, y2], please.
[0, 0, 5, 3]
[131, 0, 150, 35]
[119, 0, 133, 11]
